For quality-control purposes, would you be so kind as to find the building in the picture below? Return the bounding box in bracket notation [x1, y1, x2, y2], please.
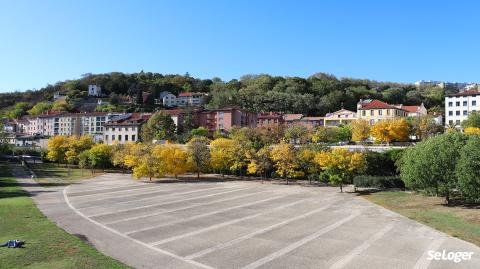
[414, 80, 444, 88]
[299, 117, 324, 129]
[88, 85, 102, 97]
[399, 103, 427, 117]
[283, 114, 304, 127]
[323, 109, 357, 127]
[103, 113, 151, 145]
[158, 109, 185, 131]
[198, 108, 257, 133]
[158, 91, 177, 107]
[256, 112, 284, 128]
[445, 90, 480, 127]
[357, 99, 409, 125]
[177, 92, 206, 107]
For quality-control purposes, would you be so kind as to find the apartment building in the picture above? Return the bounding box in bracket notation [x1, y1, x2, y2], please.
[399, 103, 427, 117]
[324, 109, 357, 127]
[445, 90, 480, 127]
[103, 113, 151, 145]
[158, 91, 177, 107]
[198, 108, 257, 133]
[299, 117, 324, 129]
[256, 112, 285, 128]
[177, 92, 206, 107]
[283, 114, 304, 127]
[357, 99, 409, 125]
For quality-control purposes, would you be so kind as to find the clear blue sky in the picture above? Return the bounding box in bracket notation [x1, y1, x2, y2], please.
[1, 0, 479, 92]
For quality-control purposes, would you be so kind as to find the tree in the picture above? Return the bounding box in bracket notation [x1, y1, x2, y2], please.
[209, 138, 235, 177]
[246, 147, 273, 180]
[400, 133, 468, 204]
[47, 136, 70, 166]
[456, 135, 480, 202]
[65, 135, 94, 165]
[190, 127, 209, 138]
[27, 102, 52, 116]
[141, 112, 176, 142]
[7, 102, 30, 119]
[270, 143, 303, 184]
[284, 126, 310, 144]
[297, 147, 318, 183]
[87, 144, 112, 171]
[111, 143, 135, 172]
[315, 148, 366, 192]
[156, 144, 189, 178]
[311, 127, 337, 143]
[335, 125, 352, 142]
[350, 119, 371, 142]
[461, 111, 480, 128]
[408, 115, 442, 140]
[187, 137, 211, 179]
[370, 118, 409, 144]
[51, 99, 71, 112]
[124, 143, 163, 180]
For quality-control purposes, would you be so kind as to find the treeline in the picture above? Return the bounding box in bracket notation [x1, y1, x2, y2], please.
[1, 71, 452, 117]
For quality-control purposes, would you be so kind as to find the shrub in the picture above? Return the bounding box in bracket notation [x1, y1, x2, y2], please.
[353, 175, 405, 189]
[363, 151, 396, 176]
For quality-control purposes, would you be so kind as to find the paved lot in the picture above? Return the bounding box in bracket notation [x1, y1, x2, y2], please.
[21, 172, 480, 269]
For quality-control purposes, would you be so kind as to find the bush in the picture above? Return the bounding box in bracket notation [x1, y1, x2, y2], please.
[354, 175, 405, 189]
[364, 151, 396, 176]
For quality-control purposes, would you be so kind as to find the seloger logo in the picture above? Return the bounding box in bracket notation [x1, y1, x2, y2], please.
[427, 250, 474, 263]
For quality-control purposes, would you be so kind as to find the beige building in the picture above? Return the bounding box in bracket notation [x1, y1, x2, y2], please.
[103, 113, 151, 145]
[324, 109, 357, 127]
[357, 99, 409, 125]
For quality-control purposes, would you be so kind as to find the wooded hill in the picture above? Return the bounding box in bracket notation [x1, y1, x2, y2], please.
[0, 72, 452, 118]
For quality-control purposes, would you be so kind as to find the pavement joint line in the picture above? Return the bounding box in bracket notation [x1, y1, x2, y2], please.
[412, 237, 446, 269]
[62, 185, 215, 269]
[81, 185, 243, 212]
[240, 210, 363, 269]
[328, 222, 396, 269]
[104, 189, 274, 225]
[185, 200, 338, 260]
[68, 184, 162, 198]
[86, 186, 254, 218]
[150, 197, 314, 246]
[67, 182, 142, 194]
[126, 193, 294, 236]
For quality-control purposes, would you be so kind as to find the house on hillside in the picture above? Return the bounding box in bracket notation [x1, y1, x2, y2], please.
[256, 112, 284, 128]
[357, 99, 409, 125]
[103, 113, 151, 145]
[395, 103, 427, 117]
[88, 85, 102, 97]
[299, 117, 324, 129]
[157, 91, 177, 107]
[177, 92, 206, 107]
[323, 109, 357, 127]
[283, 114, 304, 127]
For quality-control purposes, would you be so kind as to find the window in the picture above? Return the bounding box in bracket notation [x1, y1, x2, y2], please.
[456, 111, 460, 116]
[473, 101, 477, 106]
[463, 101, 468, 106]
[219, 124, 224, 129]
[456, 120, 460, 125]
[362, 110, 366, 116]
[448, 111, 453, 116]
[456, 102, 460, 106]
[219, 117, 224, 122]
[125, 135, 129, 141]
[449, 120, 453, 125]
[386, 109, 390, 116]
[112, 135, 115, 141]
[378, 110, 383, 116]
[370, 110, 373, 116]
[105, 135, 109, 141]
[463, 110, 468, 116]
[132, 135, 136, 141]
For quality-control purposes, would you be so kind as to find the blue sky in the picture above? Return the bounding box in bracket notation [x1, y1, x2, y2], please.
[0, 0, 479, 92]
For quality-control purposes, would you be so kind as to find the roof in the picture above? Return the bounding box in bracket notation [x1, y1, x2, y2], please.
[301, 117, 323, 121]
[257, 112, 284, 119]
[283, 114, 303, 121]
[325, 109, 356, 117]
[358, 99, 396, 110]
[402, 106, 422, 113]
[178, 92, 206, 97]
[104, 113, 151, 126]
[447, 90, 480, 97]
[158, 109, 185, 116]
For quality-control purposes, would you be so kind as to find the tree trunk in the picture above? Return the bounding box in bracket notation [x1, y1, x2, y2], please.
[197, 172, 200, 179]
[445, 191, 450, 205]
[340, 184, 343, 193]
[149, 175, 152, 181]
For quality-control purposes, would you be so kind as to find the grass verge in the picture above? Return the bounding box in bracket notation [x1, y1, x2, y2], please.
[0, 163, 129, 269]
[361, 191, 480, 246]
[28, 162, 94, 186]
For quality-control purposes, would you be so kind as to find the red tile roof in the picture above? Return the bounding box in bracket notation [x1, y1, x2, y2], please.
[402, 106, 421, 113]
[359, 100, 395, 109]
[283, 114, 303, 121]
[158, 109, 185, 116]
[447, 90, 480, 97]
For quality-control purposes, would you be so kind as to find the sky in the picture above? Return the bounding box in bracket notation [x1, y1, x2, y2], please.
[0, 0, 479, 92]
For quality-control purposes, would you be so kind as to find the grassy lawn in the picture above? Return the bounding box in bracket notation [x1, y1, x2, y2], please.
[362, 191, 480, 246]
[0, 163, 129, 269]
[28, 162, 95, 186]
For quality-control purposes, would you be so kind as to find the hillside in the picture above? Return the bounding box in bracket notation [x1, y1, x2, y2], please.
[0, 72, 451, 119]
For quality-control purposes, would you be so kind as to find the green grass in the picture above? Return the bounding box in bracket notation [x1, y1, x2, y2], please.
[362, 191, 480, 246]
[0, 163, 130, 269]
[29, 163, 95, 186]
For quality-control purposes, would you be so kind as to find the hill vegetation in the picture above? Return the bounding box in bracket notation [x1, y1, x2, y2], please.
[0, 71, 452, 118]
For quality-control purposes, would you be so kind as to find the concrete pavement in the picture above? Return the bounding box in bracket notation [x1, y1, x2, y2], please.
[12, 166, 480, 269]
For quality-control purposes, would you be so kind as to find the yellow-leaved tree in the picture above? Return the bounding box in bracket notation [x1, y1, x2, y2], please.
[370, 118, 409, 144]
[246, 147, 273, 180]
[210, 138, 235, 177]
[270, 143, 303, 184]
[124, 143, 164, 180]
[156, 144, 189, 178]
[315, 148, 365, 192]
[47, 135, 71, 166]
[297, 147, 318, 184]
[65, 135, 94, 166]
[350, 119, 371, 142]
[464, 127, 480, 135]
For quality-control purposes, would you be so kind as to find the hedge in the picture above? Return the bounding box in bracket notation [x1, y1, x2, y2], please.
[353, 175, 405, 189]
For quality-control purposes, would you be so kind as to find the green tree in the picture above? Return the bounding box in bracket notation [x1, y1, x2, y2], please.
[141, 112, 176, 142]
[187, 137, 211, 179]
[87, 144, 112, 171]
[400, 133, 468, 204]
[7, 102, 30, 119]
[27, 102, 52, 116]
[284, 126, 310, 144]
[461, 111, 480, 128]
[335, 125, 352, 141]
[456, 135, 480, 203]
[190, 127, 209, 138]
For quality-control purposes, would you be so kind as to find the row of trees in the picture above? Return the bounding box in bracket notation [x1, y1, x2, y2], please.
[400, 132, 480, 204]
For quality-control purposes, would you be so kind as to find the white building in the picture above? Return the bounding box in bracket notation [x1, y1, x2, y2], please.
[177, 92, 206, 107]
[445, 90, 480, 127]
[103, 113, 151, 145]
[395, 103, 427, 117]
[88, 85, 102, 97]
[158, 91, 177, 107]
